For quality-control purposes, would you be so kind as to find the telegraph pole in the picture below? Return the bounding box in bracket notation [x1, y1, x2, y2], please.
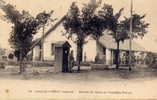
[41, 25, 45, 61]
[129, 0, 133, 71]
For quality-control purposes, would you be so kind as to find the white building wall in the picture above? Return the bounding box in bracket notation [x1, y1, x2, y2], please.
[106, 49, 112, 65]
[33, 45, 41, 60]
[43, 41, 55, 61]
[83, 38, 97, 61]
[96, 42, 104, 56]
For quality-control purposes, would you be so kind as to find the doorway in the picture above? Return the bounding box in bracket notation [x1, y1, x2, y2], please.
[62, 47, 69, 72]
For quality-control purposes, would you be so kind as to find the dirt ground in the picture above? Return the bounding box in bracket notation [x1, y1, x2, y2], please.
[0, 65, 157, 99]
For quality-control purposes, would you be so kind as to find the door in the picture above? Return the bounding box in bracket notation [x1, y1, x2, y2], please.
[113, 50, 116, 64]
[62, 48, 69, 72]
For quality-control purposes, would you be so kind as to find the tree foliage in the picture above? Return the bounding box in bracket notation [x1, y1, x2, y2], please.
[1, 4, 54, 60]
[106, 5, 149, 68]
[63, 2, 100, 43]
[121, 14, 149, 38]
[97, 3, 149, 42]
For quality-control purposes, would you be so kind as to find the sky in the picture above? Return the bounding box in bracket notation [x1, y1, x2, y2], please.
[0, 0, 156, 52]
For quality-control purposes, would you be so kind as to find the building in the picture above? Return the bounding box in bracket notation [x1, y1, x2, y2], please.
[32, 28, 97, 62]
[32, 27, 147, 66]
[97, 34, 147, 65]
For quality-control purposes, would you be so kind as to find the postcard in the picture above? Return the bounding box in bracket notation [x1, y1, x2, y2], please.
[0, 0, 156, 100]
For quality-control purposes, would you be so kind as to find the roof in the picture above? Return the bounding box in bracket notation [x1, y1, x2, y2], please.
[29, 16, 66, 51]
[98, 34, 146, 52]
[32, 38, 41, 45]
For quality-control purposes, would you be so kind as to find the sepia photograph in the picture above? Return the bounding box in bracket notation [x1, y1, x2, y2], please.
[0, 0, 156, 99]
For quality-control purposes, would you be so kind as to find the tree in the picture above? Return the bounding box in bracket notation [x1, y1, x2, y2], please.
[1, 3, 54, 74]
[122, 14, 149, 38]
[63, 2, 101, 71]
[63, 2, 128, 71]
[101, 4, 128, 69]
[36, 11, 56, 61]
[93, 3, 149, 69]
[90, 3, 125, 68]
[111, 13, 149, 68]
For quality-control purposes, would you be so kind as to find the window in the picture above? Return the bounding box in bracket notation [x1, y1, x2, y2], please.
[51, 43, 55, 55]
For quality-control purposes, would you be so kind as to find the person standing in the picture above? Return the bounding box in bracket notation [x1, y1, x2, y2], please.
[68, 50, 74, 73]
[84, 52, 87, 63]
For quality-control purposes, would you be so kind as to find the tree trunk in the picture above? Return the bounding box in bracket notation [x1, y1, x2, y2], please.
[19, 51, 25, 74]
[115, 41, 120, 69]
[76, 42, 83, 72]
